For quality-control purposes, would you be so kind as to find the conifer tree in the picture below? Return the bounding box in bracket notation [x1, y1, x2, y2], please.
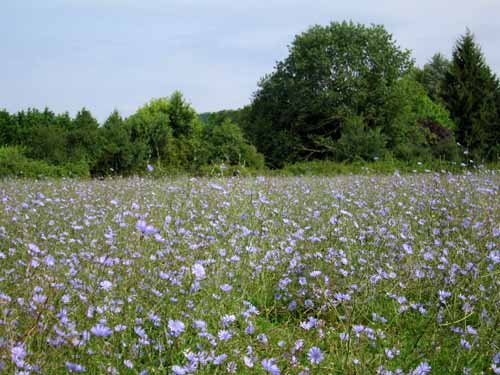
[443, 30, 499, 159]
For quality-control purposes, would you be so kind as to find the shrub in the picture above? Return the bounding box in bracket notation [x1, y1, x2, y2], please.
[0, 146, 89, 178]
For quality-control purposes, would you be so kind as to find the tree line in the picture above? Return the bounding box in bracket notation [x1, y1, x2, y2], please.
[1, 22, 499, 177]
[0, 92, 264, 177]
[240, 23, 500, 167]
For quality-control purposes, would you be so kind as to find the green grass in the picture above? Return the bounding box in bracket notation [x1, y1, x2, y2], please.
[0, 173, 498, 374]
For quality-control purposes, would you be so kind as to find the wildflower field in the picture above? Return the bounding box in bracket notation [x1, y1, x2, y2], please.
[0, 173, 498, 374]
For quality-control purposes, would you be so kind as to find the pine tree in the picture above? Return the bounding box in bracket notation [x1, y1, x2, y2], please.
[443, 29, 499, 160]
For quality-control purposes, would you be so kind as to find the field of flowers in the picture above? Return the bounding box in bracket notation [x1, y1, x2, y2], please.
[0, 172, 498, 374]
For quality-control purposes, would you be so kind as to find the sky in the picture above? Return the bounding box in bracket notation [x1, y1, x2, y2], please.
[1, 0, 499, 122]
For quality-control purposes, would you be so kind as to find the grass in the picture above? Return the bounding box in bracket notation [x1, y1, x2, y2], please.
[0, 172, 498, 374]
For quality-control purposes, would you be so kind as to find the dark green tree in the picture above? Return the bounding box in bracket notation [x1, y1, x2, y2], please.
[442, 30, 499, 160]
[415, 53, 450, 103]
[27, 124, 68, 164]
[168, 91, 198, 138]
[93, 111, 134, 175]
[0, 109, 17, 145]
[248, 21, 413, 167]
[15, 108, 56, 145]
[67, 108, 102, 165]
[385, 74, 457, 160]
[127, 98, 172, 163]
[203, 119, 264, 168]
[126, 93, 203, 170]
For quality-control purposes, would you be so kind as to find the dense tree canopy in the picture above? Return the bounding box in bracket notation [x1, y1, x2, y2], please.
[246, 21, 460, 166]
[0, 22, 498, 177]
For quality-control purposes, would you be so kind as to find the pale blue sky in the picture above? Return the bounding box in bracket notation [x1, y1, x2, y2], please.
[1, 0, 499, 122]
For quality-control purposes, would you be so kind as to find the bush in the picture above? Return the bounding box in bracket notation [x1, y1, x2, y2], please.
[203, 120, 266, 169]
[279, 158, 469, 176]
[385, 75, 458, 160]
[0, 146, 89, 178]
[333, 116, 387, 161]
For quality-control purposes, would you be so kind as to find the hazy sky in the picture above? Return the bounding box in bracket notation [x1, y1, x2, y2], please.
[1, 0, 499, 122]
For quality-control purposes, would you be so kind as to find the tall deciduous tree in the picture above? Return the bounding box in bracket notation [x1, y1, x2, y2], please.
[248, 21, 413, 167]
[128, 97, 172, 163]
[442, 30, 499, 159]
[415, 53, 450, 103]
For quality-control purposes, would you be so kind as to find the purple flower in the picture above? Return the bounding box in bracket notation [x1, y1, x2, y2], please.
[66, 362, 86, 372]
[91, 324, 113, 337]
[410, 362, 432, 375]
[402, 243, 413, 254]
[168, 319, 185, 337]
[213, 354, 228, 365]
[334, 293, 351, 302]
[220, 284, 233, 292]
[193, 320, 207, 331]
[488, 251, 500, 264]
[172, 365, 187, 375]
[221, 314, 236, 327]
[385, 347, 400, 359]
[136, 220, 158, 235]
[134, 326, 147, 338]
[28, 243, 41, 254]
[99, 280, 113, 291]
[245, 323, 255, 335]
[11, 344, 26, 368]
[307, 346, 324, 365]
[257, 333, 268, 344]
[32, 294, 47, 305]
[261, 358, 280, 375]
[293, 339, 304, 352]
[460, 338, 472, 350]
[218, 330, 233, 341]
[192, 263, 206, 280]
[438, 290, 452, 303]
[243, 355, 254, 368]
[114, 324, 127, 332]
[339, 332, 350, 341]
[147, 164, 154, 172]
[44, 254, 56, 267]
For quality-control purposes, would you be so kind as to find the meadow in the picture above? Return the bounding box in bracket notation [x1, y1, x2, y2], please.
[0, 172, 498, 374]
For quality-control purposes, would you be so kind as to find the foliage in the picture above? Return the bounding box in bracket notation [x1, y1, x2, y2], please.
[92, 111, 135, 176]
[1, 24, 499, 173]
[125, 92, 205, 172]
[248, 21, 413, 167]
[127, 97, 173, 163]
[201, 107, 250, 128]
[442, 30, 499, 160]
[383, 74, 458, 160]
[202, 119, 265, 169]
[310, 115, 387, 162]
[278, 158, 484, 176]
[26, 122, 69, 165]
[0, 109, 17, 145]
[415, 53, 450, 103]
[67, 108, 102, 164]
[0, 146, 89, 178]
